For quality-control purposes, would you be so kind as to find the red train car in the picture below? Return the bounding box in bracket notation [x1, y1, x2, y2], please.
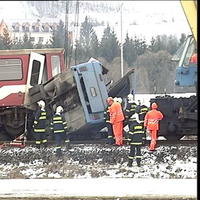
[0, 48, 65, 141]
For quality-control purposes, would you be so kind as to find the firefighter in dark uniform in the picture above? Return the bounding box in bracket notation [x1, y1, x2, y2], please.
[104, 105, 115, 144]
[50, 106, 70, 158]
[124, 94, 137, 143]
[136, 99, 149, 140]
[127, 113, 145, 167]
[33, 100, 48, 148]
[124, 94, 137, 126]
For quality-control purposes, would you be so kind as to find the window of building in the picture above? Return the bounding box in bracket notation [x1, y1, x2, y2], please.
[38, 37, 44, 43]
[30, 37, 35, 42]
[35, 26, 39, 32]
[0, 59, 22, 81]
[51, 55, 61, 76]
[25, 26, 29, 32]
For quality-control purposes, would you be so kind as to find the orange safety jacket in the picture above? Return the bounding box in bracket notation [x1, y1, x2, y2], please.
[190, 53, 197, 64]
[109, 101, 124, 124]
[144, 109, 163, 130]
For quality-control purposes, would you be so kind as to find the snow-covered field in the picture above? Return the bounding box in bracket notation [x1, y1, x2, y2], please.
[0, 144, 197, 179]
[0, 143, 197, 198]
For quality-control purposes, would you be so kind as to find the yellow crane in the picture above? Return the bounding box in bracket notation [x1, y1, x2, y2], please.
[174, 0, 197, 87]
[180, 0, 197, 42]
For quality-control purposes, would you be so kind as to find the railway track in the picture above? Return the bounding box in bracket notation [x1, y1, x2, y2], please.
[0, 138, 197, 149]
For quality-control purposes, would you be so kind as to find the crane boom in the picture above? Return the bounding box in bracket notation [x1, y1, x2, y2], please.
[180, 0, 197, 42]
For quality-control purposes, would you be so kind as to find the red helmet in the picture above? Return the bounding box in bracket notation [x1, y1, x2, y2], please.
[151, 102, 158, 109]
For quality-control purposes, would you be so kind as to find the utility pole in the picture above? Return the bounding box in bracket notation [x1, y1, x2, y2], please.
[120, 3, 123, 78]
[64, 0, 69, 68]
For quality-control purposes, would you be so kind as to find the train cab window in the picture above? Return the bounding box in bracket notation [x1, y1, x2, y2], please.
[183, 39, 195, 66]
[30, 60, 40, 86]
[0, 59, 22, 80]
[51, 55, 61, 76]
[90, 87, 97, 97]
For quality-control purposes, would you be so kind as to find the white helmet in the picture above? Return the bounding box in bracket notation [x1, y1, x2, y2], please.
[37, 100, 45, 109]
[127, 93, 134, 103]
[113, 97, 118, 102]
[117, 97, 122, 104]
[56, 106, 64, 114]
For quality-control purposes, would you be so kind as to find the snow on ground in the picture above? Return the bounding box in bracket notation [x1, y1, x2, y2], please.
[0, 144, 197, 179]
[0, 143, 197, 198]
[0, 178, 197, 198]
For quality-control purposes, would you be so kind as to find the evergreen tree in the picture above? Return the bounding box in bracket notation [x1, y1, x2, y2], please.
[99, 24, 120, 62]
[73, 39, 85, 64]
[166, 35, 179, 55]
[79, 16, 96, 59]
[0, 28, 13, 50]
[123, 33, 137, 66]
[21, 33, 34, 49]
[49, 20, 65, 48]
[11, 38, 22, 49]
[0, 35, 4, 50]
[90, 32, 99, 58]
[2, 28, 12, 49]
[133, 35, 147, 56]
[179, 33, 186, 46]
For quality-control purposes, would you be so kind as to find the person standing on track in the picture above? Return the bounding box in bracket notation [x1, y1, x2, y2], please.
[144, 102, 164, 151]
[127, 113, 145, 167]
[106, 97, 125, 146]
[50, 106, 70, 158]
[33, 100, 48, 149]
[136, 99, 149, 140]
[124, 94, 137, 127]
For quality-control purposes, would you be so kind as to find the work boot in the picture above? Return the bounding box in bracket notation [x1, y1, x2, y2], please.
[56, 149, 62, 158]
[65, 143, 71, 150]
[136, 158, 141, 167]
[43, 142, 48, 148]
[127, 160, 133, 167]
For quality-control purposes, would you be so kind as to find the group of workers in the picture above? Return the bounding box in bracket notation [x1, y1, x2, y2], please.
[104, 94, 163, 167]
[32, 94, 164, 164]
[33, 100, 69, 158]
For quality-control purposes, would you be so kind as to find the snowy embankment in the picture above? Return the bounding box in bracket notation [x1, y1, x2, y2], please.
[0, 143, 197, 198]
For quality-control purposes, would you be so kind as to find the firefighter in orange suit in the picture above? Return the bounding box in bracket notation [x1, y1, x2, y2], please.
[106, 97, 125, 146]
[144, 102, 163, 151]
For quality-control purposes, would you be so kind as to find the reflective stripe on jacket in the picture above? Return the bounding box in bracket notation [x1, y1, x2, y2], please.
[33, 109, 47, 132]
[50, 114, 68, 134]
[128, 121, 145, 145]
[144, 109, 163, 130]
[125, 102, 137, 119]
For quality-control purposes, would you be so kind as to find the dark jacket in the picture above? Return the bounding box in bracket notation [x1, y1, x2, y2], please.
[124, 102, 137, 125]
[128, 119, 145, 145]
[33, 108, 47, 133]
[50, 113, 68, 134]
[136, 104, 149, 122]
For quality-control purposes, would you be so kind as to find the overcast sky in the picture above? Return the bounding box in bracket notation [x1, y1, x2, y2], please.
[0, 1, 191, 43]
